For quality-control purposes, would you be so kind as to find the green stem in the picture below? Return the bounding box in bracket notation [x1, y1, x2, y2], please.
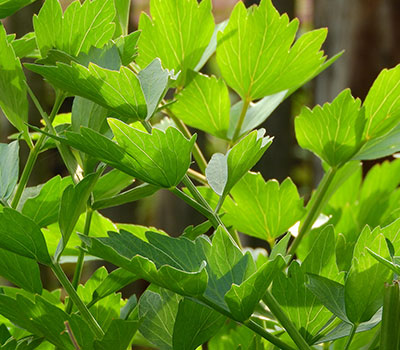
[65, 208, 94, 314]
[288, 167, 337, 257]
[11, 91, 65, 209]
[187, 168, 208, 185]
[51, 262, 104, 339]
[197, 296, 294, 350]
[263, 291, 312, 350]
[168, 112, 208, 174]
[344, 324, 357, 350]
[232, 98, 251, 142]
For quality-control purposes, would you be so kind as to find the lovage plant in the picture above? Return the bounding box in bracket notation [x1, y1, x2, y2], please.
[1, 0, 400, 349]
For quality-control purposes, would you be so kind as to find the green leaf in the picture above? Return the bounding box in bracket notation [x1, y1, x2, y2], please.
[170, 71, 230, 139]
[33, 0, 115, 57]
[137, 0, 214, 86]
[0, 25, 30, 145]
[92, 169, 134, 201]
[363, 64, 400, 140]
[0, 249, 42, 294]
[92, 183, 159, 210]
[345, 226, 393, 324]
[0, 208, 51, 265]
[206, 130, 272, 197]
[109, 119, 196, 187]
[0, 141, 19, 201]
[138, 288, 181, 350]
[216, 0, 328, 100]
[0, 294, 74, 349]
[115, 31, 140, 66]
[22, 175, 72, 227]
[0, 0, 36, 19]
[367, 248, 400, 275]
[56, 173, 99, 260]
[91, 268, 137, 305]
[173, 298, 226, 350]
[225, 255, 285, 321]
[380, 281, 400, 350]
[10, 32, 38, 59]
[94, 319, 139, 350]
[113, 0, 131, 36]
[295, 89, 364, 167]
[224, 172, 305, 242]
[26, 61, 147, 122]
[138, 58, 174, 120]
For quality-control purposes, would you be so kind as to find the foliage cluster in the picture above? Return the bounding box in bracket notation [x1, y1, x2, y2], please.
[1, 0, 400, 349]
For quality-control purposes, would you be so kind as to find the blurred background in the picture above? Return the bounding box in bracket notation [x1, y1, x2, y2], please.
[1, 0, 400, 290]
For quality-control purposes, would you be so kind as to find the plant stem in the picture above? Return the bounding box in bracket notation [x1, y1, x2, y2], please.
[232, 97, 251, 142]
[288, 167, 337, 257]
[11, 91, 65, 209]
[197, 296, 294, 350]
[168, 112, 208, 174]
[51, 262, 104, 339]
[64, 321, 81, 350]
[263, 291, 312, 350]
[187, 168, 208, 185]
[344, 324, 357, 350]
[65, 208, 94, 314]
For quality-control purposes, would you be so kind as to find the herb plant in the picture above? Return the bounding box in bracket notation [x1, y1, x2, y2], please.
[1, 0, 400, 349]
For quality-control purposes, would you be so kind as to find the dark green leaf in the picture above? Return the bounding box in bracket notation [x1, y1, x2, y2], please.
[0, 141, 19, 201]
[0, 208, 51, 265]
[173, 298, 226, 350]
[217, 0, 329, 100]
[170, 71, 231, 139]
[0, 0, 36, 19]
[22, 175, 72, 227]
[206, 130, 272, 197]
[33, 0, 115, 57]
[0, 24, 30, 144]
[94, 319, 139, 350]
[115, 31, 140, 66]
[26, 61, 147, 122]
[224, 173, 305, 242]
[109, 119, 196, 187]
[137, 0, 214, 86]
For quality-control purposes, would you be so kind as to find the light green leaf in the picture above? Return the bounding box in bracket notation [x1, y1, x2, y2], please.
[170, 71, 230, 139]
[345, 226, 393, 324]
[137, 0, 214, 86]
[92, 183, 159, 210]
[0, 249, 42, 294]
[295, 89, 364, 167]
[0, 141, 19, 201]
[33, 0, 115, 57]
[92, 169, 134, 202]
[0, 208, 51, 265]
[367, 248, 400, 275]
[0, 0, 36, 19]
[363, 64, 400, 140]
[173, 298, 226, 350]
[224, 172, 305, 242]
[113, 0, 131, 36]
[225, 255, 285, 321]
[56, 173, 99, 260]
[22, 175, 72, 227]
[115, 31, 140, 66]
[10, 32, 38, 59]
[0, 25, 30, 145]
[217, 0, 328, 100]
[94, 319, 139, 350]
[206, 129, 272, 197]
[26, 61, 147, 122]
[109, 119, 196, 187]
[138, 58, 174, 120]
[139, 288, 181, 350]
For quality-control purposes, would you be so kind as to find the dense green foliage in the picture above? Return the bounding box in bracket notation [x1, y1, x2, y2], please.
[1, 0, 400, 349]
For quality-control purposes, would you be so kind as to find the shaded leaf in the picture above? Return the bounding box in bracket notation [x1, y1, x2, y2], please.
[217, 0, 329, 100]
[115, 31, 140, 66]
[224, 172, 304, 242]
[0, 208, 51, 265]
[170, 71, 230, 139]
[0, 141, 19, 201]
[295, 89, 364, 167]
[33, 0, 115, 57]
[137, 0, 214, 86]
[0, 0, 36, 19]
[109, 119, 196, 187]
[94, 319, 139, 350]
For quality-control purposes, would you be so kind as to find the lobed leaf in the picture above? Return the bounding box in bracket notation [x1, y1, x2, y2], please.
[137, 0, 214, 86]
